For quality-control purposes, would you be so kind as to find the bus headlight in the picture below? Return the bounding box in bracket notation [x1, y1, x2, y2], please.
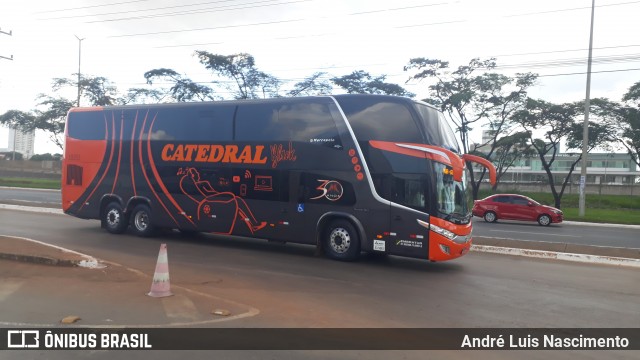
[417, 219, 469, 244]
[430, 223, 457, 242]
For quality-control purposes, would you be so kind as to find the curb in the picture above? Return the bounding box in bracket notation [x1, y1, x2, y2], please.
[0, 253, 79, 267]
[472, 245, 640, 268]
[0, 235, 104, 269]
[473, 236, 640, 259]
[0, 251, 103, 269]
[562, 220, 640, 229]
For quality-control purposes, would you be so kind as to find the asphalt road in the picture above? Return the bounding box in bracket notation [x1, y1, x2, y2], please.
[471, 218, 640, 249]
[1, 210, 638, 359]
[1, 186, 638, 249]
[0, 187, 61, 208]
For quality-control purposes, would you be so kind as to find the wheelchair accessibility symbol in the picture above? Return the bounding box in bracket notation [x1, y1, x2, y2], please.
[297, 203, 305, 213]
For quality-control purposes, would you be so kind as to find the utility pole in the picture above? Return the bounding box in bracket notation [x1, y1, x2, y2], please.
[579, 0, 595, 217]
[0, 27, 13, 61]
[75, 35, 85, 107]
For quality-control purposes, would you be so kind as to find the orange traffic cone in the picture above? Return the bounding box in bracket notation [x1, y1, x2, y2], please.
[148, 243, 173, 297]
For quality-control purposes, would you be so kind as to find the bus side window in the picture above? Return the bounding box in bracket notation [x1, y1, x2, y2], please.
[235, 101, 341, 148]
[67, 112, 106, 140]
[151, 106, 234, 142]
[374, 173, 426, 211]
[337, 99, 423, 144]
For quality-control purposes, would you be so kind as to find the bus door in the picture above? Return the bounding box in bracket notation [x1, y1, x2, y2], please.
[387, 174, 429, 258]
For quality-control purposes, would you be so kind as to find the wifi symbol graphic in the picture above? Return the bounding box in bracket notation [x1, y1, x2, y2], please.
[244, 170, 252, 179]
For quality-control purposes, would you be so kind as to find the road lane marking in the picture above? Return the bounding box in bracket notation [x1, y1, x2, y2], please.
[489, 229, 580, 237]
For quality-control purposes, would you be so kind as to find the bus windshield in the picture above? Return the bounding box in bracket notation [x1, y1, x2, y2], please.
[414, 102, 460, 154]
[433, 163, 472, 225]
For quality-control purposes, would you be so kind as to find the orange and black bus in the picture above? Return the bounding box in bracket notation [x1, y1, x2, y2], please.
[62, 95, 495, 262]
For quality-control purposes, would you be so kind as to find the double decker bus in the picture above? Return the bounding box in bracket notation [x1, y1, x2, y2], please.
[62, 94, 495, 262]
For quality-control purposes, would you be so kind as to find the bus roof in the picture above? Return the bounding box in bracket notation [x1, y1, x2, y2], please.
[68, 94, 439, 113]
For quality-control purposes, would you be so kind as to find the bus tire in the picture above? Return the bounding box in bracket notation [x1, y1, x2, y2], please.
[130, 204, 155, 237]
[103, 202, 128, 234]
[323, 219, 360, 261]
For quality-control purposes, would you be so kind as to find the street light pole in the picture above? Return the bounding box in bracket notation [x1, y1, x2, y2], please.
[75, 35, 85, 107]
[579, 0, 595, 217]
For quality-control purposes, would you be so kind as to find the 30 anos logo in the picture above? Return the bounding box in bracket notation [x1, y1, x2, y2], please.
[310, 180, 344, 201]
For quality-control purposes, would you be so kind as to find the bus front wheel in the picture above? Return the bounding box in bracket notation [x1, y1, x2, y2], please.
[323, 219, 360, 261]
[130, 204, 155, 237]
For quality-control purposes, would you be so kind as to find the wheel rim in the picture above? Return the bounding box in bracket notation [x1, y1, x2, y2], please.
[329, 227, 351, 254]
[485, 212, 495, 222]
[106, 209, 120, 228]
[540, 215, 550, 225]
[134, 211, 149, 231]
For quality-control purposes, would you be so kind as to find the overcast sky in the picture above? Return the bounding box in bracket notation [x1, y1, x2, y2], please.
[1, 0, 639, 154]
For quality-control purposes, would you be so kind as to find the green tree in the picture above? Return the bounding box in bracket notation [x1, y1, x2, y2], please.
[0, 151, 23, 160]
[488, 131, 534, 191]
[332, 70, 413, 97]
[405, 57, 497, 153]
[30, 153, 54, 161]
[1, 74, 119, 151]
[511, 99, 578, 208]
[287, 72, 333, 97]
[468, 72, 537, 197]
[616, 81, 640, 170]
[143, 68, 215, 102]
[119, 87, 165, 105]
[511, 98, 615, 209]
[405, 57, 537, 198]
[0, 110, 37, 131]
[53, 75, 119, 106]
[33, 96, 75, 151]
[194, 52, 280, 99]
[0, 103, 67, 152]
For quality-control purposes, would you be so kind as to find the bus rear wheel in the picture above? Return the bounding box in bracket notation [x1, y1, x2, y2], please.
[103, 202, 128, 234]
[130, 204, 155, 237]
[323, 219, 360, 261]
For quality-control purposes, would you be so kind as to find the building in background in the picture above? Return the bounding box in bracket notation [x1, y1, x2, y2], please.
[501, 153, 639, 185]
[472, 130, 639, 185]
[7, 128, 35, 159]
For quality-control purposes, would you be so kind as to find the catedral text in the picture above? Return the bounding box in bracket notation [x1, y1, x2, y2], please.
[161, 144, 268, 164]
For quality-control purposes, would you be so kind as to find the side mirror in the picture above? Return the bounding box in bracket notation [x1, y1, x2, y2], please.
[462, 154, 497, 186]
[528, 202, 534, 207]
